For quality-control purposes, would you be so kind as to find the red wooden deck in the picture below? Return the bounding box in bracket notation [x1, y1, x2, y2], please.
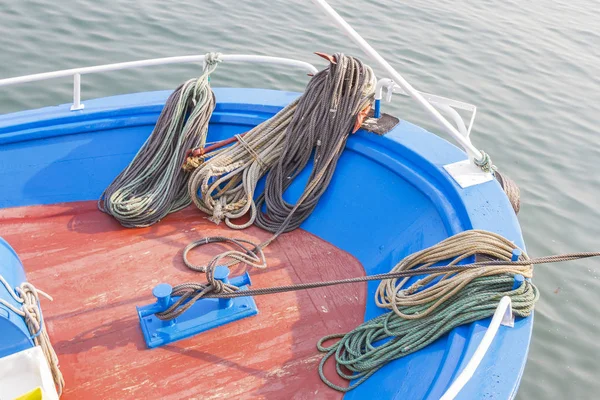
[0, 201, 367, 399]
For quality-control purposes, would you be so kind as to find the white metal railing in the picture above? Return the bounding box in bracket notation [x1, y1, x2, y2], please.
[0, 54, 318, 111]
[375, 78, 477, 138]
[311, 0, 484, 165]
[439, 296, 515, 400]
[1, 0, 486, 174]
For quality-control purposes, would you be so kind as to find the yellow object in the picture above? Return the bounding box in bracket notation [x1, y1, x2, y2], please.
[14, 387, 43, 400]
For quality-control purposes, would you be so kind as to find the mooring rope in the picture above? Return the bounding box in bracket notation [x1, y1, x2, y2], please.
[98, 53, 221, 227]
[474, 150, 521, 214]
[317, 275, 537, 391]
[495, 169, 520, 214]
[254, 53, 375, 234]
[184, 99, 298, 229]
[154, 229, 600, 391]
[0, 275, 64, 396]
[181, 53, 376, 272]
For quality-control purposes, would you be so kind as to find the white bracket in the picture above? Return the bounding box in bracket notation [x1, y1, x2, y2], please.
[376, 77, 491, 188]
[439, 296, 514, 400]
[375, 78, 477, 138]
[501, 300, 515, 328]
[443, 159, 493, 188]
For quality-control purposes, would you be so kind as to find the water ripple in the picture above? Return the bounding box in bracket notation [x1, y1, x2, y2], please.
[1, 0, 600, 397]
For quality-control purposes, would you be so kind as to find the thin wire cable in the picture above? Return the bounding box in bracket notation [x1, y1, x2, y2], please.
[154, 229, 600, 391]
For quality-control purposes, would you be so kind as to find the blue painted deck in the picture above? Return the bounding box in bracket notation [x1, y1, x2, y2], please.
[0, 88, 531, 399]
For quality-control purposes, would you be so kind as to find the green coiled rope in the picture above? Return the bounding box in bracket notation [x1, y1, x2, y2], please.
[316, 230, 539, 391]
[317, 275, 538, 392]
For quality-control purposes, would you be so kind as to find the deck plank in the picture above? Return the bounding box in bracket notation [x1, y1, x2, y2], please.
[0, 201, 366, 399]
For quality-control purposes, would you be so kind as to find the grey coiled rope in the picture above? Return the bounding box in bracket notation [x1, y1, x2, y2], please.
[98, 53, 221, 227]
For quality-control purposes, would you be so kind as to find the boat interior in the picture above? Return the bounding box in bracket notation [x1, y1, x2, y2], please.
[0, 86, 529, 399]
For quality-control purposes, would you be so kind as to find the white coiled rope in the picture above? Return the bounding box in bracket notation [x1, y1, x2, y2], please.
[185, 99, 298, 229]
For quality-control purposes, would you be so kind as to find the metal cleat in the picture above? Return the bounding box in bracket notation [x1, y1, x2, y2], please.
[136, 266, 258, 348]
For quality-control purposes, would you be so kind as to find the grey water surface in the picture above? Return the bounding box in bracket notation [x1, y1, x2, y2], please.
[1, 0, 599, 398]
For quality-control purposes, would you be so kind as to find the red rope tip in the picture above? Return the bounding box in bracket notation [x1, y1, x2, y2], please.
[314, 52, 337, 64]
[189, 148, 204, 157]
[352, 104, 372, 134]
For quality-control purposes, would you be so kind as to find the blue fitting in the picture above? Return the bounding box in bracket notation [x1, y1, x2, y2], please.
[511, 248, 522, 262]
[511, 250, 524, 290]
[137, 267, 258, 348]
[513, 274, 525, 290]
[153, 283, 173, 310]
[152, 283, 174, 325]
[230, 272, 251, 288]
[214, 266, 233, 309]
[374, 99, 381, 118]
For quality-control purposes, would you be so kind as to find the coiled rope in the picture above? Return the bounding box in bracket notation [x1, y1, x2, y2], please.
[185, 99, 298, 229]
[98, 53, 221, 227]
[317, 275, 537, 391]
[155, 230, 600, 391]
[254, 53, 375, 234]
[320, 230, 536, 391]
[182, 53, 375, 272]
[0, 275, 64, 396]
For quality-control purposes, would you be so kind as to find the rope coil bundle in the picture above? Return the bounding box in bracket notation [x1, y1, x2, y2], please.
[0, 276, 64, 396]
[317, 275, 537, 392]
[181, 53, 376, 272]
[254, 52, 375, 234]
[98, 53, 221, 227]
[375, 230, 533, 317]
[185, 99, 298, 229]
[318, 230, 538, 391]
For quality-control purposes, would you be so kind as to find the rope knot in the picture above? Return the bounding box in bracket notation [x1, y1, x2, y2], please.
[204, 52, 223, 66]
[474, 150, 497, 173]
[182, 155, 204, 172]
[208, 199, 226, 224]
[211, 279, 225, 293]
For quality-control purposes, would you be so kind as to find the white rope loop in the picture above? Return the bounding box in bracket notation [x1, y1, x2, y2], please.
[0, 275, 64, 396]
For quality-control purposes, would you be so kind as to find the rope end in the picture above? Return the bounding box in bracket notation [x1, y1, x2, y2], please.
[183, 155, 204, 172]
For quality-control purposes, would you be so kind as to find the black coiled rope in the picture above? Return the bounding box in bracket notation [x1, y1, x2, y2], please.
[255, 53, 375, 234]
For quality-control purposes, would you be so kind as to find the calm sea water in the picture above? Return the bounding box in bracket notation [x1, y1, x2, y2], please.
[1, 0, 599, 398]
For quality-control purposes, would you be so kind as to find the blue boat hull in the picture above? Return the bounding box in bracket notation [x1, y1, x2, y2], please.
[0, 88, 531, 399]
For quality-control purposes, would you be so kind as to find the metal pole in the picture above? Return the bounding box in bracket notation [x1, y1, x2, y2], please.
[439, 296, 513, 399]
[310, 0, 483, 161]
[70, 73, 84, 111]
